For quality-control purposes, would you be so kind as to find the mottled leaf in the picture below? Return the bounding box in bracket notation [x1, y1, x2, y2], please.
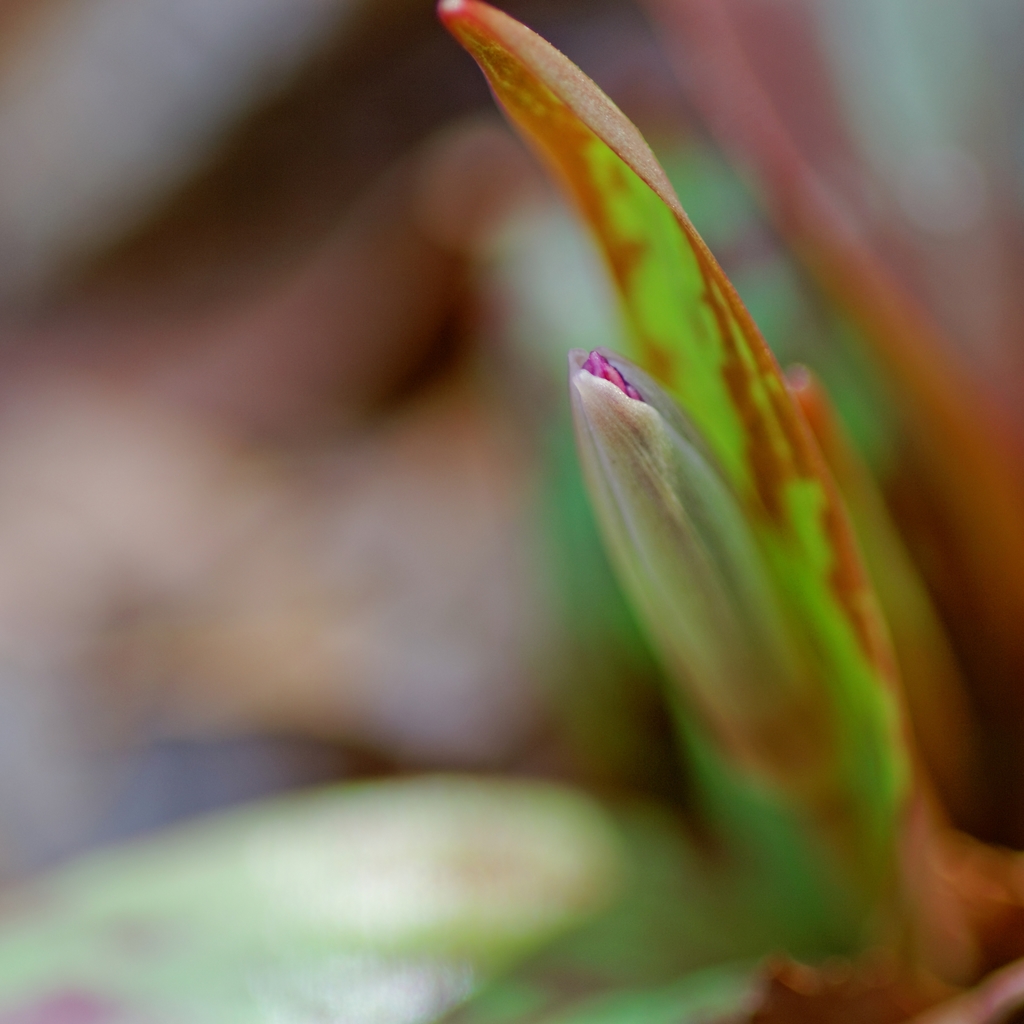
[440, 0, 910, 942]
[787, 367, 981, 829]
[446, 963, 759, 1024]
[644, 0, 1024, 843]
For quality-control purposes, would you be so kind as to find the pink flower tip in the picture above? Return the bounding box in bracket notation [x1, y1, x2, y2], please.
[581, 351, 643, 401]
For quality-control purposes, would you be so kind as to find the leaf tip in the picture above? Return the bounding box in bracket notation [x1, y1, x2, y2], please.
[437, 0, 474, 27]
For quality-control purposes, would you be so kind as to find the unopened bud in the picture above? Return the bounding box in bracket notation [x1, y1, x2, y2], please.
[569, 348, 825, 788]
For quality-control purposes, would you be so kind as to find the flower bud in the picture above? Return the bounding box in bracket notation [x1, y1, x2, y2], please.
[569, 348, 831, 792]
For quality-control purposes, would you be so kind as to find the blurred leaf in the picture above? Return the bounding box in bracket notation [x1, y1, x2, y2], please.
[0, 777, 622, 1021]
[446, 963, 758, 1024]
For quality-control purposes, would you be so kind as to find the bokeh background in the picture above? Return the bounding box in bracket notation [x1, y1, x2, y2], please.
[0, 0, 1020, 880]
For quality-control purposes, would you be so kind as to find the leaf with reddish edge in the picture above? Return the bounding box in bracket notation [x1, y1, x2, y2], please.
[440, 0, 912, 951]
[786, 367, 981, 833]
[643, 0, 1024, 844]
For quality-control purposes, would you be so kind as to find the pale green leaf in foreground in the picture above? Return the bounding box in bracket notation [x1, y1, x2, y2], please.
[0, 777, 623, 1023]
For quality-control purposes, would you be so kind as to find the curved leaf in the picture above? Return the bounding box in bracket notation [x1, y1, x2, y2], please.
[788, 367, 982, 829]
[440, 0, 912, 941]
[644, 0, 1024, 843]
[0, 777, 623, 1018]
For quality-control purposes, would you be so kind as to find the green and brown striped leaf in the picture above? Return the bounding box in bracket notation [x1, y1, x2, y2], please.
[440, 0, 912, 947]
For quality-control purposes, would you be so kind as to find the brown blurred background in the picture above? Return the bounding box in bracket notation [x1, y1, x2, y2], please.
[1, 0, 1022, 873]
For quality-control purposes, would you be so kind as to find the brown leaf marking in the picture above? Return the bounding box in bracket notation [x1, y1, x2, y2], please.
[690, 241, 883, 672]
[445, 1, 887, 675]
[693, 251, 790, 525]
[441, 11, 673, 383]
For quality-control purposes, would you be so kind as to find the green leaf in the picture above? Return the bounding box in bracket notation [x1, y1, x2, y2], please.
[788, 367, 982, 830]
[0, 777, 623, 1021]
[644, 0, 1024, 842]
[440, 0, 912, 948]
